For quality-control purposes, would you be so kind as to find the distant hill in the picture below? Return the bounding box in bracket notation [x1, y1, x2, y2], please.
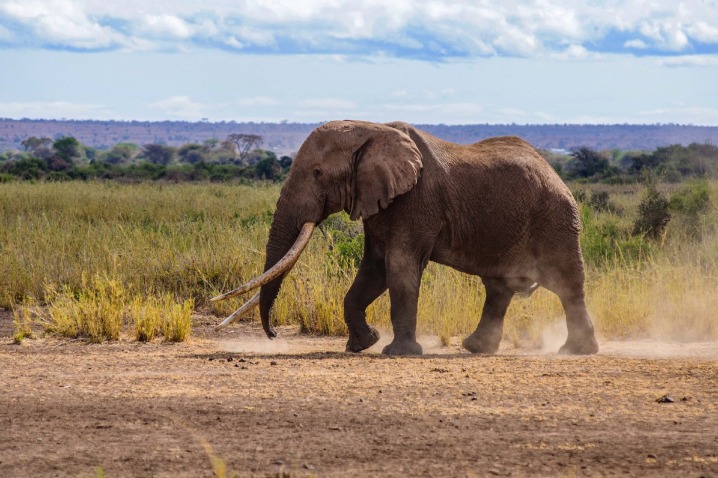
[1, 118, 717, 155]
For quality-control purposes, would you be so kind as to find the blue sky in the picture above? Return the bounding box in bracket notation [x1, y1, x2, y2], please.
[1, 0, 717, 124]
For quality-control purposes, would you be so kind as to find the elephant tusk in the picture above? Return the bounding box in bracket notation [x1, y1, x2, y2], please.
[214, 292, 260, 330]
[210, 222, 316, 302]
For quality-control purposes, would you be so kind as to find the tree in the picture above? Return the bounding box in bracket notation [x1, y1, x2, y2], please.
[254, 156, 281, 180]
[568, 147, 610, 179]
[222, 134, 263, 164]
[53, 136, 82, 163]
[279, 155, 293, 169]
[21, 136, 54, 160]
[21, 136, 52, 153]
[101, 143, 138, 165]
[141, 144, 176, 166]
[178, 143, 209, 164]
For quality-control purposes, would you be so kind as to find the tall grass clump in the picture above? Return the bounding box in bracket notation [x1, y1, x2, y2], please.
[160, 296, 194, 342]
[11, 297, 35, 344]
[129, 294, 194, 342]
[40, 274, 125, 342]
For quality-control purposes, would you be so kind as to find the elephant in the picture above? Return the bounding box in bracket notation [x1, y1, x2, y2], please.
[212, 120, 599, 356]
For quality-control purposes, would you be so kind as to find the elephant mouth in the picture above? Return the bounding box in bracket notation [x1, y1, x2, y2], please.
[211, 222, 316, 330]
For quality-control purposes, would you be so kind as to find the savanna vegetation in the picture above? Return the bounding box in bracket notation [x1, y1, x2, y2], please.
[3, 173, 717, 346]
[0, 134, 292, 183]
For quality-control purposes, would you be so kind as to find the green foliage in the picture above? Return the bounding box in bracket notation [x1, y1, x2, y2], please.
[569, 147, 612, 180]
[3, 155, 48, 179]
[323, 213, 365, 269]
[670, 180, 711, 215]
[99, 142, 138, 165]
[141, 143, 176, 166]
[633, 176, 671, 239]
[239, 209, 274, 228]
[669, 180, 713, 238]
[580, 204, 653, 265]
[53, 136, 82, 163]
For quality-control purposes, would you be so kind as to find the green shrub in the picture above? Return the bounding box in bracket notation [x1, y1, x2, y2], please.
[670, 180, 711, 215]
[588, 190, 623, 214]
[633, 177, 671, 239]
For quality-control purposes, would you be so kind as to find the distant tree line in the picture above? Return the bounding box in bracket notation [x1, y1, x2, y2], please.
[1, 133, 716, 184]
[0, 134, 293, 182]
[543, 142, 718, 183]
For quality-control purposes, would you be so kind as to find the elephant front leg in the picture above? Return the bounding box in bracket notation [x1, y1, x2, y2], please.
[463, 278, 514, 354]
[382, 252, 425, 356]
[344, 244, 386, 353]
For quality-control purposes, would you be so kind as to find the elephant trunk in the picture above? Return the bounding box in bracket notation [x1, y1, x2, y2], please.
[259, 216, 315, 338]
[210, 219, 315, 335]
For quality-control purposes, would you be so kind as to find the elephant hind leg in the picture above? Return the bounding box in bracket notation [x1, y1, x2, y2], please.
[462, 278, 514, 354]
[539, 261, 598, 355]
[557, 294, 599, 355]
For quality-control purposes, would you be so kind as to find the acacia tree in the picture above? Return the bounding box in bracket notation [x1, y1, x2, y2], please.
[21, 136, 52, 153]
[569, 147, 608, 178]
[222, 134, 263, 164]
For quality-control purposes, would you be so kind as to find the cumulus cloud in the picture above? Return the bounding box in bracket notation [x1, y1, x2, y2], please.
[0, 1, 717, 59]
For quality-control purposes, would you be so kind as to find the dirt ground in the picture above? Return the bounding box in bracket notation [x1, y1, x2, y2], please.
[1, 311, 717, 477]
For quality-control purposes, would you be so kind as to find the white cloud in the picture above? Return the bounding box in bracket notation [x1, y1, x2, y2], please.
[1, 1, 718, 59]
[1, 0, 125, 49]
[624, 39, 648, 49]
[140, 14, 195, 39]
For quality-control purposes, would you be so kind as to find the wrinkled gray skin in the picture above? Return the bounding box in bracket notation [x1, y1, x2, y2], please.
[259, 120, 599, 356]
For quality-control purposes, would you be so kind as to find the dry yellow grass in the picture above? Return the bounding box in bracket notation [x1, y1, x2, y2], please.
[3, 181, 716, 345]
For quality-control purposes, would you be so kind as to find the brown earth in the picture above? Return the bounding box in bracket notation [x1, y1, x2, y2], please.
[1, 311, 717, 477]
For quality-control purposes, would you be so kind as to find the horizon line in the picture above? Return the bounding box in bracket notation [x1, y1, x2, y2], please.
[2, 117, 717, 128]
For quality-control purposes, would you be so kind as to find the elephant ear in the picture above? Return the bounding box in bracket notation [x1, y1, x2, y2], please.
[350, 127, 423, 220]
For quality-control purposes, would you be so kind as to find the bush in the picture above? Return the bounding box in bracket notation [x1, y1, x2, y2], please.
[669, 180, 712, 237]
[588, 190, 623, 214]
[633, 177, 671, 239]
[322, 212, 365, 269]
[670, 180, 711, 215]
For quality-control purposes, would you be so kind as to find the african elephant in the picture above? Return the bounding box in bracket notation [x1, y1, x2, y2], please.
[212, 120, 599, 356]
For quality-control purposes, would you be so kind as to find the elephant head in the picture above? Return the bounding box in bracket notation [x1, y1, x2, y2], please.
[212, 120, 423, 337]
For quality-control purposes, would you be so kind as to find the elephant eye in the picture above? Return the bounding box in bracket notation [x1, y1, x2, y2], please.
[313, 168, 322, 178]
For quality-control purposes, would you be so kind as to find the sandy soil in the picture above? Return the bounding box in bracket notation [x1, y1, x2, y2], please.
[1, 311, 717, 477]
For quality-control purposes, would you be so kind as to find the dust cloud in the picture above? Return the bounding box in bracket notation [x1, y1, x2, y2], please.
[221, 338, 292, 354]
[538, 314, 718, 360]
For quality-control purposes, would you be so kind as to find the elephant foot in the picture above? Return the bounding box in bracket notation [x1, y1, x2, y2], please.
[559, 335, 599, 355]
[382, 339, 423, 356]
[345, 326, 380, 353]
[462, 329, 502, 354]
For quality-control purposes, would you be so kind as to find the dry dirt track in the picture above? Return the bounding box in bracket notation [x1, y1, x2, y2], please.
[1, 313, 717, 477]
